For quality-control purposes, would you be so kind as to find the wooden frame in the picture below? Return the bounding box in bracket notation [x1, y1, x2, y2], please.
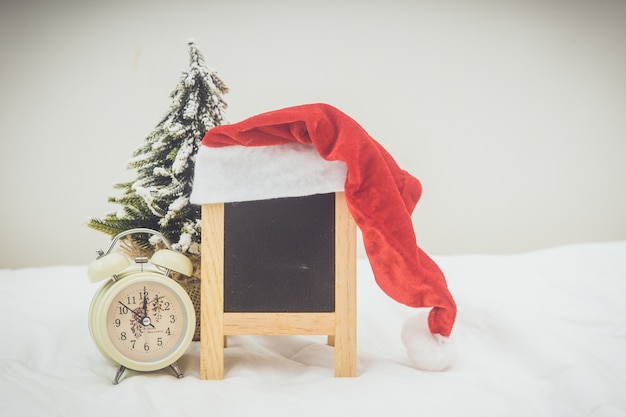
[199, 192, 357, 379]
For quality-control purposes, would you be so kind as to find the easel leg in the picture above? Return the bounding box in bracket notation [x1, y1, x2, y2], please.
[334, 192, 357, 377]
[200, 203, 225, 380]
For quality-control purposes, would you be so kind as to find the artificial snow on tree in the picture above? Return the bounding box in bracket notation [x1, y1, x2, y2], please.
[88, 39, 228, 259]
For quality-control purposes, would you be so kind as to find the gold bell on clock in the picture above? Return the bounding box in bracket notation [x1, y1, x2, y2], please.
[87, 228, 196, 384]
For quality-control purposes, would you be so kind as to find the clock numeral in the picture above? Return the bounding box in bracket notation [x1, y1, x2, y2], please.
[118, 306, 129, 315]
[164, 302, 171, 311]
[114, 319, 121, 327]
[120, 332, 127, 341]
[130, 340, 136, 349]
[144, 343, 149, 351]
[165, 328, 171, 336]
[170, 315, 176, 323]
[157, 338, 163, 347]
[127, 296, 137, 305]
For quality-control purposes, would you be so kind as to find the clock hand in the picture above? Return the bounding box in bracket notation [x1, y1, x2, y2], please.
[140, 287, 156, 329]
[142, 287, 148, 313]
[118, 301, 155, 328]
[118, 301, 141, 320]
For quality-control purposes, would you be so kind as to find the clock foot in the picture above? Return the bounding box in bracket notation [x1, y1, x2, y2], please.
[113, 365, 126, 385]
[170, 362, 183, 379]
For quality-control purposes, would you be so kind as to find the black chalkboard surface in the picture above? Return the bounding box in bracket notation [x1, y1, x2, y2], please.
[223, 193, 336, 313]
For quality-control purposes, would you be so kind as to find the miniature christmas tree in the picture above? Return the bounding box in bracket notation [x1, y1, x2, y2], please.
[88, 40, 228, 257]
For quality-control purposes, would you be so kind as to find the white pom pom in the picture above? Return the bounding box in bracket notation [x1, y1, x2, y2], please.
[401, 311, 456, 371]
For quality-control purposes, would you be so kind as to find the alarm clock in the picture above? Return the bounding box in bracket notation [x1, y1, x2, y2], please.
[87, 228, 196, 384]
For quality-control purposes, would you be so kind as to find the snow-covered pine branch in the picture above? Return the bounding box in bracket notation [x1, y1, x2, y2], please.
[88, 40, 229, 257]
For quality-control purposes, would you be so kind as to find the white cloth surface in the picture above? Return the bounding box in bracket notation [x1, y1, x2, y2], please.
[1, 241, 625, 417]
[190, 143, 347, 204]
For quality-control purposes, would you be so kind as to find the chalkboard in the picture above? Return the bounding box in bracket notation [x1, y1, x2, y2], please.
[223, 192, 336, 312]
[199, 191, 357, 379]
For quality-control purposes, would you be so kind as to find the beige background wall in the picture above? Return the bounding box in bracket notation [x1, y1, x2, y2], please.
[1, 0, 625, 268]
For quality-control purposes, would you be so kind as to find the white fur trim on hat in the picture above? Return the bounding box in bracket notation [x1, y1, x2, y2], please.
[401, 311, 457, 371]
[190, 143, 347, 204]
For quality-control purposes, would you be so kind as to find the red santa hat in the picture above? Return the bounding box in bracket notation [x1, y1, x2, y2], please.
[190, 103, 457, 371]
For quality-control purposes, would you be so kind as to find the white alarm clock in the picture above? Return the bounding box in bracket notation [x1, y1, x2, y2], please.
[87, 228, 196, 384]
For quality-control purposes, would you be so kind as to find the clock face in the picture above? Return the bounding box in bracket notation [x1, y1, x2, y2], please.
[90, 271, 195, 372]
[106, 280, 188, 363]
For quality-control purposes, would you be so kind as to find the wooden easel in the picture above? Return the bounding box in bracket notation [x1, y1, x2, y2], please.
[199, 192, 357, 379]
